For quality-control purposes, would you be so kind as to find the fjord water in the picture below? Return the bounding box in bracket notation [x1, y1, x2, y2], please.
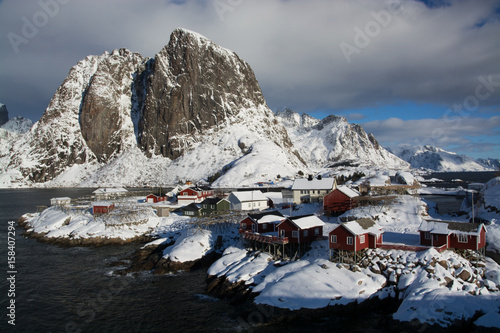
[0, 189, 239, 332]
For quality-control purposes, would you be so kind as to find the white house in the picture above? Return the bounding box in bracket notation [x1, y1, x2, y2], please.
[50, 197, 71, 207]
[291, 177, 337, 203]
[93, 188, 128, 200]
[227, 190, 269, 211]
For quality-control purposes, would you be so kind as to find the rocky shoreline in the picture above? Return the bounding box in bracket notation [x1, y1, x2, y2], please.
[118, 240, 495, 332]
[17, 215, 156, 246]
[205, 273, 488, 333]
[113, 241, 223, 275]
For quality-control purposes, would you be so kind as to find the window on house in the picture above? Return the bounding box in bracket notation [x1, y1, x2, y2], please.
[360, 235, 365, 243]
[424, 232, 430, 240]
[304, 230, 308, 237]
[263, 224, 268, 230]
[241, 223, 246, 229]
[458, 234, 468, 243]
[292, 231, 298, 238]
[280, 230, 285, 237]
[433, 234, 439, 241]
[331, 235, 337, 243]
[315, 228, 319, 235]
[347, 237, 353, 245]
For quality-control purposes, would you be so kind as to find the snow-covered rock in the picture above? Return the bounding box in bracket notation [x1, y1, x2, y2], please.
[276, 109, 409, 170]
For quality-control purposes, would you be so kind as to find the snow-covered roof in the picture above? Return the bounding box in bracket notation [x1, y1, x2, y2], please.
[92, 201, 114, 207]
[291, 178, 336, 190]
[339, 219, 383, 236]
[230, 190, 268, 202]
[337, 186, 360, 198]
[419, 220, 485, 236]
[285, 214, 325, 229]
[51, 197, 71, 201]
[249, 211, 285, 224]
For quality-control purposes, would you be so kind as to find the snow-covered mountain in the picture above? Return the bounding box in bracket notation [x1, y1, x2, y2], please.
[0, 29, 307, 188]
[388, 144, 493, 172]
[0, 29, 416, 188]
[477, 158, 500, 171]
[275, 108, 409, 169]
[0, 109, 34, 183]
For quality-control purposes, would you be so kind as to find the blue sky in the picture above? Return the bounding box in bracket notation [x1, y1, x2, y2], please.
[0, 0, 499, 159]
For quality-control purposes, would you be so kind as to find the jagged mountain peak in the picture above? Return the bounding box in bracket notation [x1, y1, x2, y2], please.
[276, 108, 408, 169]
[313, 114, 347, 131]
[275, 108, 320, 130]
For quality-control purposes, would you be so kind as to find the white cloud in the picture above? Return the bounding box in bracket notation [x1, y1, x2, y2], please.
[362, 115, 500, 149]
[0, 0, 498, 149]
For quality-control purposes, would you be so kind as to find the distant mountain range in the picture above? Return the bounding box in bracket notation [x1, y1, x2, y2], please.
[0, 29, 496, 188]
[275, 108, 408, 169]
[387, 144, 499, 172]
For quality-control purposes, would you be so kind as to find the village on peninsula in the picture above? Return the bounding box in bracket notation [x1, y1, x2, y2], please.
[17, 171, 500, 329]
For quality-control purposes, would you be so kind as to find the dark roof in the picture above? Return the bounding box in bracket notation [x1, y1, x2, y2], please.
[201, 197, 225, 205]
[444, 221, 484, 233]
[287, 214, 315, 221]
[356, 218, 376, 230]
[423, 219, 485, 234]
[248, 210, 285, 221]
[182, 203, 202, 211]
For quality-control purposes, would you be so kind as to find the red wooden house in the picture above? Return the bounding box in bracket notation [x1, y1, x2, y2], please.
[323, 186, 360, 216]
[329, 219, 383, 252]
[178, 186, 214, 205]
[418, 220, 486, 252]
[92, 202, 115, 215]
[277, 214, 325, 244]
[146, 194, 168, 203]
[239, 211, 285, 234]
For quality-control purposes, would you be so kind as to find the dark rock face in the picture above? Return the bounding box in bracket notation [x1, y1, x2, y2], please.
[139, 29, 267, 159]
[79, 48, 147, 162]
[15, 28, 273, 182]
[0, 104, 8, 126]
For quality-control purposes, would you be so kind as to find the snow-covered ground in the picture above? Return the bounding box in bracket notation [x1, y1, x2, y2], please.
[22, 196, 192, 241]
[206, 193, 500, 328]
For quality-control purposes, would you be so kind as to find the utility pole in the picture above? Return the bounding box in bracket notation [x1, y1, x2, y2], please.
[471, 191, 474, 224]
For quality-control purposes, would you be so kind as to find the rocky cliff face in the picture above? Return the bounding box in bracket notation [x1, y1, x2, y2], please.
[0, 104, 8, 126]
[139, 29, 269, 159]
[2, 29, 303, 186]
[79, 48, 147, 162]
[276, 109, 409, 169]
